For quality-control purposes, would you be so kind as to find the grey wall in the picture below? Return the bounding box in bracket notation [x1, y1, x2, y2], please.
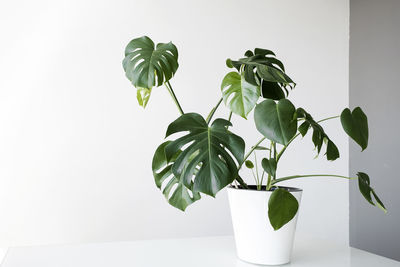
[349, 0, 400, 261]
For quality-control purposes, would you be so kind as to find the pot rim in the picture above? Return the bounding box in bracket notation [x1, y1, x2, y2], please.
[227, 185, 303, 192]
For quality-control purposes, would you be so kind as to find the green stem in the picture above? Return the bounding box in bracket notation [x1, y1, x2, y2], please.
[206, 97, 223, 124]
[165, 81, 184, 115]
[254, 153, 260, 189]
[317, 115, 340, 123]
[238, 137, 266, 170]
[271, 174, 357, 185]
[236, 175, 248, 189]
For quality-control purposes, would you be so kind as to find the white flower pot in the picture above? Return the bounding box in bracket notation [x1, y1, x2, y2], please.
[227, 186, 302, 265]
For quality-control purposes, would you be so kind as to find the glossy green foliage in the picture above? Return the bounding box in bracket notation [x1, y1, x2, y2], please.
[164, 113, 245, 197]
[268, 188, 299, 230]
[357, 172, 386, 213]
[152, 141, 200, 211]
[123, 36, 179, 107]
[297, 108, 340, 160]
[221, 72, 260, 119]
[226, 48, 295, 100]
[245, 160, 254, 169]
[254, 99, 297, 145]
[261, 158, 277, 177]
[341, 107, 368, 151]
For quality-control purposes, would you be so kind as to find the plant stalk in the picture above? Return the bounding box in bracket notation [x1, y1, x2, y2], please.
[206, 97, 223, 124]
[165, 81, 184, 115]
[271, 174, 357, 185]
[238, 137, 266, 170]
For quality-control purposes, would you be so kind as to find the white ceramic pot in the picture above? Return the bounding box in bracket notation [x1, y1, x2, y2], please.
[227, 186, 302, 265]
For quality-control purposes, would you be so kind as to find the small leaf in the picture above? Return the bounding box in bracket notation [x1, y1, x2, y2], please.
[245, 160, 254, 169]
[221, 72, 260, 119]
[254, 99, 297, 145]
[326, 140, 339, 161]
[341, 107, 369, 151]
[226, 58, 233, 68]
[298, 121, 310, 137]
[268, 188, 299, 230]
[261, 158, 277, 177]
[136, 87, 152, 108]
[356, 172, 386, 212]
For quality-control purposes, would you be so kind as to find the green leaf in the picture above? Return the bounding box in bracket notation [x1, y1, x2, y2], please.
[136, 87, 152, 108]
[296, 108, 340, 161]
[341, 107, 369, 151]
[245, 160, 254, 169]
[221, 72, 260, 119]
[254, 99, 297, 145]
[268, 188, 299, 230]
[123, 36, 179, 90]
[261, 158, 277, 177]
[261, 81, 286, 100]
[356, 172, 387, 213]
[152, 142, 200, 211]
[164, 113, 245, 197]
[226, 48, 295, 100]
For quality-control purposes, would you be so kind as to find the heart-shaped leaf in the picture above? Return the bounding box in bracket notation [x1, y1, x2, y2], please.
[268, 188, 299, 230]
[261, 158, 277, 177]
[123, 36, 179, 107]
[254, 99, 297, 145]
[357, 172, 386, 213]
[152, 142, 200, 211]
[296, 108, 340, 161]
[164, 113, 245, 197]
[221, 72, 260, 119]
[340, 107, 368, 151]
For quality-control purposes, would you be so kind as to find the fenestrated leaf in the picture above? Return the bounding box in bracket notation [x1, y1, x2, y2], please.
[296, 108, 340, 161]
[136, 87, 152, 108]
[356, 172, 387, 213]
[164, 113, 245, 197]
[221, 72, 260, 119]
[226, 48, 295, 100]
[123, 36, 178, 106]
[254, 99, 297, 145]
[152, 142, 200, 211]
[341, 107, 369, 151]
[268, 188, 299, 230]
[261, 158, 277, 177]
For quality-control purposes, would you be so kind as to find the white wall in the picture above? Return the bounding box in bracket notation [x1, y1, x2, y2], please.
[0, 0, 349, 246]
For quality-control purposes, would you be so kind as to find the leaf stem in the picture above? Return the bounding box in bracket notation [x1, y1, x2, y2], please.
[317, 115, 340, 123]
[206, 97, 223, 124]
[271, 174, 357, 185]
[238, 137, 266, 170]
[165, 81, 184, 115]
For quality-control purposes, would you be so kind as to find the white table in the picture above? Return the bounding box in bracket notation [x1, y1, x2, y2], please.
[1, 236, 399, 267]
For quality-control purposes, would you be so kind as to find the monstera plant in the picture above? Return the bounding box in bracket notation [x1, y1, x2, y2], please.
[122, 36, 386, 230]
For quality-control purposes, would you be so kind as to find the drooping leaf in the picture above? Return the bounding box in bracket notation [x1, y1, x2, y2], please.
[164, 113, 245, 197]
[152, 142, 200, 211]
[123, 36, 179, 106]
[226, 48, 295, 100]
[261, 81, 286, 100]
[221, 72, 260, 119]
[341, 107, 369, 151]
[356, 172, 386, 213]
[261, 158, 277, 177]
[136, 87, 152, 108]
[254, 99, 297, 145]
[245, 160, 254, 169]
[268, 188, 299, 230]
[296, 108, 340, 161]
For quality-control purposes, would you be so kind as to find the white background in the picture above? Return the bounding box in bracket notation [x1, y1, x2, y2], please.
[0, 0, 349, 247]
